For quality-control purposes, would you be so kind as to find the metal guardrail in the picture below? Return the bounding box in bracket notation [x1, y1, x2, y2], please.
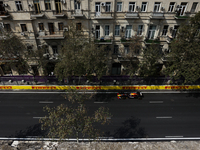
[0, 76, 200, 85]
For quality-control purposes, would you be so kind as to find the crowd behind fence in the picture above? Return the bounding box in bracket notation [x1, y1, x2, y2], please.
[1, 75, 200, 85]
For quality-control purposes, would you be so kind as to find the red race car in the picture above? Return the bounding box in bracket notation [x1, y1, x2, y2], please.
[117, 91, 143, 100]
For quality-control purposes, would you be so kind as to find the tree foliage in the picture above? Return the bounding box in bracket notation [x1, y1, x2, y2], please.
[164, 12, 200, 83]
[138, 44, 163, 77]
[54, 22, 110, 80]
[0, 29, 49, 76]
[120, 36, 143, 76]
[39, 90, 111, 142]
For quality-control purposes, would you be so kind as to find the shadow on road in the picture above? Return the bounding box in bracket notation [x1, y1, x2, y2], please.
[12, 123, 47, 138]
[104, 116, 147, 138]
[93, 93, 116, 102]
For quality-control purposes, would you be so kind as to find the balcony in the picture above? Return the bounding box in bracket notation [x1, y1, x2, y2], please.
[144, 38, 160, 44]
[94, 37, 112, 44]
[71, 9, 84, 17]
[36, 31, 65, 40]
[120, 37, 132, 43]
[30, 11, 44, 18]
[52, 10, 66, 17]
[0, 11, 10, 18]
[125, 12, 139, 19]
[149, 12, 164, 19]
[166, 35, 174, 43]
[94, 12, 113, 19]
[174, 14, 189, 19]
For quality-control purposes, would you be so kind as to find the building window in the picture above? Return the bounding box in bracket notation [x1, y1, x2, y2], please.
[34, 0, 41, 14]
[4, 24, 11, 32]
[52, 45, 58, 54]
[105, 25, 109, 36]
[114, 45, 119, 54]
[125, 25, 132, 38]
[129, 2, 135, 12]
[21, 24, 27, 32]
[95, 25, 100, 39]
[168, 2, 175, 12]
[115, 25, 120, 36]
[45, 0, 51, 10]
[38, 23, 44, 31]
[58, 23, 63, 31]
[162, 25, 168, 36]
[141, 2, 147, 12]
[154, 2, 161, 12]
[177, 3, 187, 16]
[15, 1, 23, 11]
[55, 0, 62, 14]
[137, 25, 143, 36]
[124, 45, 129, 55]
[106, 2, 111, 12]
[148, 25, 156, 39]
[172, 25, 179, 38]
[191, 2, 198, 13]
[74, 0, 81, 10]
[117, 2, 122, 12]
[48, 23, 54, 35]
[76, 23, 81, 30]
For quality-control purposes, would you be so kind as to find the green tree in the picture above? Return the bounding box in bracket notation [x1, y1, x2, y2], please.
[0, 29, 49, 78]
[119, 35, 143, 76]
[138, 43, 163, 77]
[40, 90, 111, 142]
[164, 12, 200, 84]
[54, 22, 110, 81]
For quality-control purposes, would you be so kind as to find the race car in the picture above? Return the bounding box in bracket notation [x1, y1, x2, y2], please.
[117, 92, 128, 99]
[117, 91, 143, 100]
[128, 91, 143, 99]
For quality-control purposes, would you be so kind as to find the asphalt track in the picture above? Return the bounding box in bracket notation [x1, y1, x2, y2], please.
[0, 92, 200, 140]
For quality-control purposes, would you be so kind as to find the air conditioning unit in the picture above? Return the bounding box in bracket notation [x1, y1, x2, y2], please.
[176, 5, 180, 8]
[161, 7, 164, 11]
[21, 32, 25, 36]
[101, 2, 106, 6]
[28, 4, 33, 8]
[62, 0, 66, 4]
[3, 4, 8, 7]
[64, 27, 68, 31]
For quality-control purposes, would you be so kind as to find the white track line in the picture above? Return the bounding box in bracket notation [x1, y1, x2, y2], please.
[149, 101, 163, 104]
[94, 102, 108, 103]
[39, 101, 53, 104]
[33, 117, 46, 119]
[165, 136, 183, 138]
[156, 116, 172, 119]
[1, 137, 200, 141]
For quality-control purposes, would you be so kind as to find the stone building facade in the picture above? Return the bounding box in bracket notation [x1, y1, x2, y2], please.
[0, 0, 199, 76]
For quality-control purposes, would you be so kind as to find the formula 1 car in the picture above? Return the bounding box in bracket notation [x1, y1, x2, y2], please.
[117, 91, 143, 100]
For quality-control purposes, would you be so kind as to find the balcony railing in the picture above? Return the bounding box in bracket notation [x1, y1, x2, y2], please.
[94, 12, 113, 19]
[0, 11, 10, 18]
[94, 36, 112, 44]
[125, 12, 139, 19]
[37, 31, 65, 40]
[71, 9, 84, 17]
[150, 12, 164, 19]
[30, 11, 45, 17]
[144, 38, 160, 44]
[52, 10, 66, 17]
